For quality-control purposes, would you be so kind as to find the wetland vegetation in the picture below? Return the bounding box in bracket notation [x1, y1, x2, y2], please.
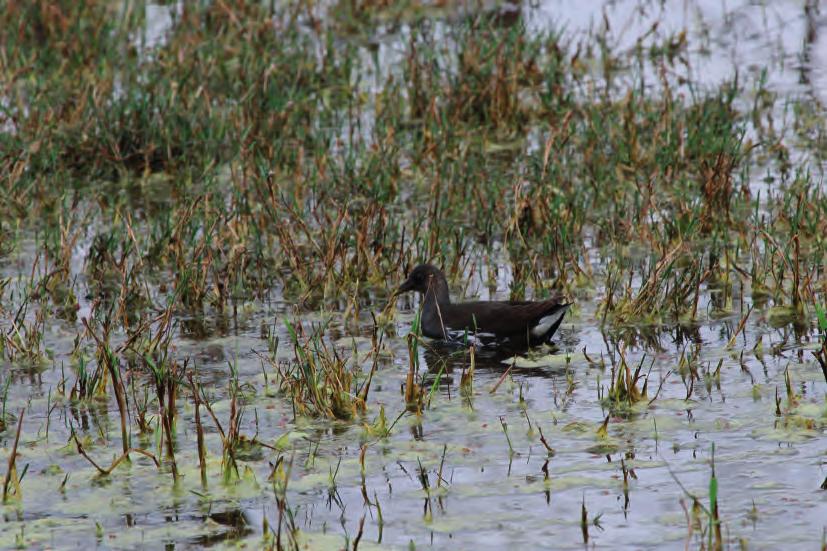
[1, 0, 826, 548]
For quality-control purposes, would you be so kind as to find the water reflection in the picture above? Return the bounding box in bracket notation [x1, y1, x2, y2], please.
[1, 1, 826, 549]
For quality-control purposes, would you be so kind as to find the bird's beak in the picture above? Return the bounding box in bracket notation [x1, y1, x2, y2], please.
[396, 277, 415, 294]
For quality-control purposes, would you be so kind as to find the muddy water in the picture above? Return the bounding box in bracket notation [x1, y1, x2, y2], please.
[1, 1, 826, 549]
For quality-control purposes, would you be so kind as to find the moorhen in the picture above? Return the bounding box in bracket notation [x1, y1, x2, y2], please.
[396, 264, 570, 348]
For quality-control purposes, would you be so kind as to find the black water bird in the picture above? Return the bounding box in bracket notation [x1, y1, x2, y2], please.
[396, 264, 570, 348]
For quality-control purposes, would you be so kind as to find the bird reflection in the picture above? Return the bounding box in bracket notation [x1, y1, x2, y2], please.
[420, 340, 570, 391]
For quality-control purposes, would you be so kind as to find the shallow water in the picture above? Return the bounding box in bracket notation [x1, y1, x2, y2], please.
[1, 0, 827, 549]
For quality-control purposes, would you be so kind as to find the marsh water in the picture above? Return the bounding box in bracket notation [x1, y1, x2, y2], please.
[2, 0, 827, 549]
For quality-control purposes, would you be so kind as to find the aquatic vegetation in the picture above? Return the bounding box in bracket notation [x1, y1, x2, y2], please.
[0, 0, 825, 548]
[602, 345, 649, 414]
[267, 318, 367, 420]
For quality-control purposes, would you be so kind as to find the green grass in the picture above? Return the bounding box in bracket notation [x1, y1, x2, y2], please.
[1, 1, 826, 548]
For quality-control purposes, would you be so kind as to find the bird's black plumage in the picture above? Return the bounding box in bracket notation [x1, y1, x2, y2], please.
[397, 264, 570, 348]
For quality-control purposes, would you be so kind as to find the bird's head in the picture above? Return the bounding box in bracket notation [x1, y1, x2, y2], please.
[396, 264, 443, 295]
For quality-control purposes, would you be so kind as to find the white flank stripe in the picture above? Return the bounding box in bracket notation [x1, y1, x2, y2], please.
[530, 308, 567, 337]
[446, 329, 496, 345]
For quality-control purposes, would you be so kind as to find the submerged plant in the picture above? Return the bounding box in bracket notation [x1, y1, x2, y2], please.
[0, 0, 825, 547]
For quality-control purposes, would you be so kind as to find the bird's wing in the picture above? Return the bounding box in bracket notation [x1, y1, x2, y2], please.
[441, 298, 568, 337]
